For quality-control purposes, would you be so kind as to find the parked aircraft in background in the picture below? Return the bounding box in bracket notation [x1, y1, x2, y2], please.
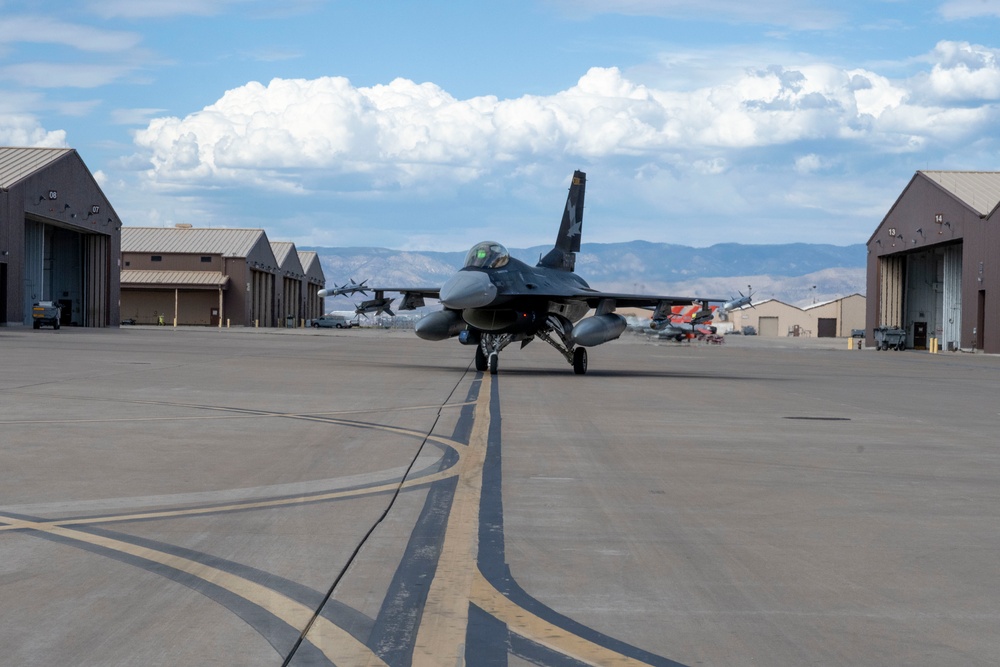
[319, 171, 750, 374]
[647, 304, 720, 340]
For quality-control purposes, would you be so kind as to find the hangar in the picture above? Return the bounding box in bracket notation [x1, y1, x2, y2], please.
[867, 171, 1000, 353]
[729, 294, 865, 337]
[297, 250, 326, 324]
[121, 226, 325, 327]
[1, 147, 121, 327]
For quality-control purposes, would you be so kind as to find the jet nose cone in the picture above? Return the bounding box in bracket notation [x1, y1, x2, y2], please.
[440, 271, 497, 309]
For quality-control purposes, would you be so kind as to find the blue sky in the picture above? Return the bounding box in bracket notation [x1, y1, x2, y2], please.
[3, 0, 1000, 250]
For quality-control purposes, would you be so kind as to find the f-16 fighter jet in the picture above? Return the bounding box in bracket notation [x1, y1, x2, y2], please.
[320, 171, 750, 374]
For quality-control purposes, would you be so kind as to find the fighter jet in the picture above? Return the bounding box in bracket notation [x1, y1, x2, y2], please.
[319, 170, 750, 374]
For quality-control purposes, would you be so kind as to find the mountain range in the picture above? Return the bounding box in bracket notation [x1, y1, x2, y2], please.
[304, 242, 867, 311]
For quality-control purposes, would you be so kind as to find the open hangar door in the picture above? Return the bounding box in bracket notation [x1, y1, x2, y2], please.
[902, 245, 962, 350]
[23, 216, 112, 327]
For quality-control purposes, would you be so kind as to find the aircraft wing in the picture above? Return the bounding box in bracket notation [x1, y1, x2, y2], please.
[372, 288, 441, 311]
[319, 285, 441, 311]
[569, 288, 750, 313]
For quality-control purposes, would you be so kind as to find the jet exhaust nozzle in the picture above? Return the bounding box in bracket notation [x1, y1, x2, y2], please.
[572, 314, 627, 347]
[415, 309, 467, 341]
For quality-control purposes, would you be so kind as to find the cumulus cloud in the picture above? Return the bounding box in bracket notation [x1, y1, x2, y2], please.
[0, 113, 67, 146]
[131, 41, 1000, 192]
[914, 41, 1000, 102]
[794, 153, 825, 174]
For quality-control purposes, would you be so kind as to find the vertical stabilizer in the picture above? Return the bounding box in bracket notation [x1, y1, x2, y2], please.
[538, 170, 586, 271]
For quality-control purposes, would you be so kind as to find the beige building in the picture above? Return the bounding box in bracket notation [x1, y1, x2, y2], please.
[120, 226, 324, 327]
[731, 294, 866, 337]
[804, 293, 866, 337]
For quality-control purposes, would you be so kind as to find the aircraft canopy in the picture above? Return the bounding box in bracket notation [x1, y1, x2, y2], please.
[464, 241, 509, 269]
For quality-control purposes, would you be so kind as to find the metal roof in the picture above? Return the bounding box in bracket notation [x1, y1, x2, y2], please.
[0, 147, 74, 190]
[121, 227, 268, 257]
[920, 171, 1000, 216]
[271, 241, 305, 276]
[271, 241, 295, 265]
[298, 250, 326, 283]
[298, 250, 318, 268]
[120, 270, 230, 288]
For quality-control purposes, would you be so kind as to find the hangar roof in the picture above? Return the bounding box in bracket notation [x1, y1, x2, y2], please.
[271, 241, 305, 276]
[121, 270, 230, 288]
[0, 147, 74, 190]
[920, 171, 1000, 216]
[122, 227, 268, 258]
[271, 241, 296, 265]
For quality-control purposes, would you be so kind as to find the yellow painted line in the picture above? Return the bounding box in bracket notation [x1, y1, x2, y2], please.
[409, 374, 656, 666]
[0, 515, 387, 666]
[411, 377, 491, 666]
[470, 569, 656, 667]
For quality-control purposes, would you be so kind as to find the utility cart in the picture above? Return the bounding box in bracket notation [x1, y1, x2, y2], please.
[873, 326, 906, 351]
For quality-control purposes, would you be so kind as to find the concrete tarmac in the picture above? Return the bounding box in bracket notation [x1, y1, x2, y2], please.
[1, 326, 998, 666]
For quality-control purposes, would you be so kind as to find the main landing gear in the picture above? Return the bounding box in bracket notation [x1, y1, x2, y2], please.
[473, 317, 590, 375]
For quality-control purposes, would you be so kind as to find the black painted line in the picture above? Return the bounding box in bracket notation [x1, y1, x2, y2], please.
[282, 370, 476, 666]
[25, 528, 332, 665]
[475, 374, 690, 667]
[367, 379, 478, 663]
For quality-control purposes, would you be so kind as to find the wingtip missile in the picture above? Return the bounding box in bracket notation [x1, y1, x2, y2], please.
[722, 285, 754, 311]
[319, 278, 371, 298]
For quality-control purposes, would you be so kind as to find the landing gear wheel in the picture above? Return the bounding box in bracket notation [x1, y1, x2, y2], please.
[573, 347, 588, 375]
[488, 352, 499, 375]
[475, 345, 488, 372]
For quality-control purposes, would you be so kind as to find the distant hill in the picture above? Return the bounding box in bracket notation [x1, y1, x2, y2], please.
[303, 241, 866, 311]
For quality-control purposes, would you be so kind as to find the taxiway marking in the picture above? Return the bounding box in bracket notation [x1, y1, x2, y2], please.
[0, 514, 387, 666]
[411, 377, 491, 665]
[471, 570, 657, 666]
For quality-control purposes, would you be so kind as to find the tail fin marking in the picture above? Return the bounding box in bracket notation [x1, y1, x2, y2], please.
[538, 170, 586, 271]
